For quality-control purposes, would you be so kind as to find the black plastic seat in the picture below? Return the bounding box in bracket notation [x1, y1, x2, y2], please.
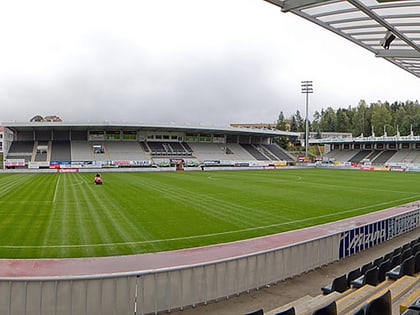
[361, 262, 373, 275]
[378, 259, 391, 283]
[364, 290, 391, 315]
[274, 306, 296, 315]
[402, 242, 411, 252]
[373, 256, 383, 267]
[409, 298, 420, 311]
[390, 253, 401, 269]
[352, 307, 365, 315]
[393, 246, 402, 256]
[415, 251, 420, 273]
[351, 266, 379, 288]
[347, 268, 362, 287]
[321, 274, 348, 295]
[401, 248, 413, 262]
[244, 309, 264, 315]
[383, 252, 393, 261]
[386, 255, 414, 280]
[412, 243, 420, 256]
[312, 301, 337, 315]
[401, 309, 420, 315]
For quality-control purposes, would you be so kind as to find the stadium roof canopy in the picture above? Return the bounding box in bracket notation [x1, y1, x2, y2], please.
[264, 0, 420, 78]
[2, 122, 300, 138]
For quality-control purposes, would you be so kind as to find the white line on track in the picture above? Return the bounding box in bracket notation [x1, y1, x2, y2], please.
[3, 196, 419, 251]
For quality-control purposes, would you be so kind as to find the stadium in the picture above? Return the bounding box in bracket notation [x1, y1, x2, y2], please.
[0, 1, 419, 315]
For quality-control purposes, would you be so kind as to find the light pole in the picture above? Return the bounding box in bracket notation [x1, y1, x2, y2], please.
[301, 81, 313, 159]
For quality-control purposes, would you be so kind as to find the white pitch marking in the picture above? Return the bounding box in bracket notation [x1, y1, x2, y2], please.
[53, 174, 61, 203]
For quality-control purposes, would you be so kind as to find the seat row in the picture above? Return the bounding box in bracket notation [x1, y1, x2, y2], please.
[244, 237, 420, 315]
[244, 289, 392, 315]
[322, 238, 420, 295]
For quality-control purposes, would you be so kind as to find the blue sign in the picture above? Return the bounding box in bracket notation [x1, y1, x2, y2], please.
[339, 208, 419, 259]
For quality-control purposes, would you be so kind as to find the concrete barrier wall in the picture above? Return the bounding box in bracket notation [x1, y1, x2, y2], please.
[0, 207, 418, 315]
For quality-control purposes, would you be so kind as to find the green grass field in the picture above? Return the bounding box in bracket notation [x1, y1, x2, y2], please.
[0, 168, 418, 259]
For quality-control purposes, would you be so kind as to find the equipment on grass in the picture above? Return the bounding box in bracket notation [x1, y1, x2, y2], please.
[94, 173, 103, 185]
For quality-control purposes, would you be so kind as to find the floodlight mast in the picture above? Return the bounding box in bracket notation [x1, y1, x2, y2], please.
[301, 81, 313, 159]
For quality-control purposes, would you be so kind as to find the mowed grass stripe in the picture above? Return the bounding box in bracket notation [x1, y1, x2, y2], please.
[0, 169, 418, 258]
[128, 177, 263, 230]
[77, 174, 141, 256]
[0, 174, 57, 257]
[129, 172, 300, 227]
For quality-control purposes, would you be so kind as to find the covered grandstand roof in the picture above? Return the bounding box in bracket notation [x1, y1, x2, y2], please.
[264, 0, 420, 78]
[2, 122, 299, 137]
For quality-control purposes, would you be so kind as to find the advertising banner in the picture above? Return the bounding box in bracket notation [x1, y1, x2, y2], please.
[339, 208, 420, 258]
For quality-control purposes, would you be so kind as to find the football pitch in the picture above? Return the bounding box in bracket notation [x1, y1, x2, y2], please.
[0, 168, 418, 259]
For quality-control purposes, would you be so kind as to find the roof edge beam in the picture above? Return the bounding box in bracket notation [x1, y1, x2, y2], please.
[348, 0, 420, 54]
[263, 0, 285, 8]
[281, 0, 329, 12]
[376, 49, 420, 58]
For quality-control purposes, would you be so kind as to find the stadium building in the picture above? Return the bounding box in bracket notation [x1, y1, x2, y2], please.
[1, 122, 298, 170]
[311, 133, 420, 169]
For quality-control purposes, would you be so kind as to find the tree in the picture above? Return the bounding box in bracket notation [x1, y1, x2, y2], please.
[276, 111, 287, 131]
[311, 110, 321, 133]
[275, 111, 290, 149]
[336, 108, 351, 132]
[371, 102, 392, 136]
[319, 107, 337, 132]
[290, 115, 298, 132]
[30, 115, 44, 122]
[295, 110, 305, 132]
[352, 100, 370, 136]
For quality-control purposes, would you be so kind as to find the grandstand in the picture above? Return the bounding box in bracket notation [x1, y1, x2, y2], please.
[0, 0, 418, 313]
[1, 122, 298, 169]
[311, 135, 420, 168]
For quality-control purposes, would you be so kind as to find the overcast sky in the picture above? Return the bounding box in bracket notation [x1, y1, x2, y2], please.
[0, 0, 418, 126]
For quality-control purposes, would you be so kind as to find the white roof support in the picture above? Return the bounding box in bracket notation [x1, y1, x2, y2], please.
[263, 0, 420, 78]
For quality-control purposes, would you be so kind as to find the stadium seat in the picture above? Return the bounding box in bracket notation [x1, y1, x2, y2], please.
[361, 262, 374, 275]
[401, 310, 420, 315]
[390, 253, 402, 269]
[383, 252, 393, 261]
[312, 301, 337, 315]
[351, 307, 365, 315]
[402, 242, 411, 252]
[414, 252, 420, 273]
[244, 308, 264, 315]
[373, 256, 383, 267]
[412, 243, 420, 256]
[409, 298, 420, 311]
[321, 274, 348, 295]
[347, 268, 362, 287]
[386, 255, 414, 280]
[364, 290, 391, 315]
[401, 248, 413, 261]
[377, 259, 391, 283]
[393, 246, 402, 255]
[351, 266, 379, 288]
[274, 306, 296, 315]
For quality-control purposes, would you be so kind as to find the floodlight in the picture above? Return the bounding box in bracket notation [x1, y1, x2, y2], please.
[380, 31, 396, 50]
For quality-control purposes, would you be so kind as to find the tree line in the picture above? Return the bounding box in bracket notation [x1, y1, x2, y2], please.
[277, 100, 420, 138]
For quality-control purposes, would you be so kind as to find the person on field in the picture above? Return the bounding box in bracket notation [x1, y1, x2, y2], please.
[94, 173, 103, 184]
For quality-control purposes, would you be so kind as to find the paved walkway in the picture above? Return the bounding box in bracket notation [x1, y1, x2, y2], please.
[170, 229, 419, 315]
